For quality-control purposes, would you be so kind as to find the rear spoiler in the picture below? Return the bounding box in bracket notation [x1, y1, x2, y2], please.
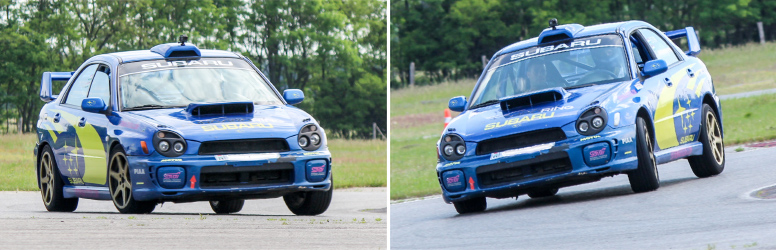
[40, 72, 73, 102]
[664, 26, 701, 57]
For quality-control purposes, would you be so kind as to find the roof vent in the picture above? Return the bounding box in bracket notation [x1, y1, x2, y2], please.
[538, 22, 585, 44]
[150, 36, 201, 59]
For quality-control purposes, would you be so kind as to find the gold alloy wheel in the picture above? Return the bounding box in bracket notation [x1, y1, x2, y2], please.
[39, 151, 55, 205]
[109, 152, 132, 209]
[706, 111, 724, 165]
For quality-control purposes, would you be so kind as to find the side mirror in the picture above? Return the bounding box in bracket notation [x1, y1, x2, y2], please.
[283, 89, 304, 105]
[641, 59, 668, 77]
[448, 96, 467, 112]
[40, 72, 73, 102]
[82, 97, 108, 113]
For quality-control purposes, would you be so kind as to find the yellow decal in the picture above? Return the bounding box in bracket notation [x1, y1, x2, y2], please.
[68, 177, 85, 185]
[580, 135, 601, 141]
[442, 162, 461, 167]
[485, 112, 555, 130]
[679, 134, 695, 144]
[136, 182, 144, 185]
[202, 122, 273, 131]
[695, 78, 706, 97]
[654, 66, 694, 149]
[303, 152, 326, 156]
[624, 151, 632, 155]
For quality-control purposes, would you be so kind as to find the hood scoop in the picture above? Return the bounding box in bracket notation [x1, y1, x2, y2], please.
[500, 88, 567, 113]
[186, 101, 254, 116]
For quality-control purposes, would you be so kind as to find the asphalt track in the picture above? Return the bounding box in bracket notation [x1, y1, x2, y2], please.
[391, 146, 776, 249]
[0, 187, 386, 249]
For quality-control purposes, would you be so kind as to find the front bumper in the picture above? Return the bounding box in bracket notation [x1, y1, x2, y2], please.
[437, 124, 639, 203]
[127, 150, 332, 202]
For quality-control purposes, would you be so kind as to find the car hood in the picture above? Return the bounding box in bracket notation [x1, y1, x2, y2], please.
[449, 82, 629, 142]
[122, 105, 312, 142]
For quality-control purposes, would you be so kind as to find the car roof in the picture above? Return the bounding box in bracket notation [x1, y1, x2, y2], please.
[105, 49, 241, 63]
[494, 20, 650, 58]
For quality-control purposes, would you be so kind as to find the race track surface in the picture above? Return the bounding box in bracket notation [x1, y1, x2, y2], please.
[391, 147, 776, 249]
[0, 188, 386, 249]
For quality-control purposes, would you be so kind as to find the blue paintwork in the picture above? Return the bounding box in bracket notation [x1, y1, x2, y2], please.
[641, 59, 668, 77]
[35, 43, 332, 203]
[448, 96, 467, 112]
[81, 97, 107, 113]
[283, 89, 305, 105]
[150, 43, 201, 58]
[437, 20, 723, 204]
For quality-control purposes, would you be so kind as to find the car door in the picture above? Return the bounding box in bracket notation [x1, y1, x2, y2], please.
[78, 64, 112, 186]
[55, 63, 111, 186]
[634, 28, 695, 151]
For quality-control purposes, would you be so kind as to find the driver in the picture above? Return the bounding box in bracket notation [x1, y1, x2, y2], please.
[591, 47, 626, 77]
[526, 60, 546, 88]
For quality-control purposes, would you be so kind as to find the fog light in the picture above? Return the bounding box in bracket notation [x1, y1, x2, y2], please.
[306, 160, 327, 182]
[442, 170, 466, 192]
[583, 142, 611, 166]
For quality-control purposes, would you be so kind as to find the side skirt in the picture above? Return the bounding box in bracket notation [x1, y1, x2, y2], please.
[63, 186, 112, 200]
[654, 141, 703, 165]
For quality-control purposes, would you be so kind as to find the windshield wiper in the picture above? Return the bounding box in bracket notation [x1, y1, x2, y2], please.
[124, 104, 178, 111]
[469, 99, 500, 110]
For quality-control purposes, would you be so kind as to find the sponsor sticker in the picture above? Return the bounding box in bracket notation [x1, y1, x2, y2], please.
[485, 112, 556, 130]
[161, 159, 182, 162]
[163, 172, 182, 183]
[490, 142, 555, 160]
[580, 135, 601, 141]
[589, 147, 608, 160]
[621, 137, 633, 144]
[133, 169, 145, 174]
[442, 162, 460, 167]
[446, 175, 461, 186]
[215, 153, 280, 162]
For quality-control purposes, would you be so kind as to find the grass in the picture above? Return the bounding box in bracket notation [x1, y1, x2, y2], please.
[699, 42, 776, 95]
[390, 80, 476, 200]
[390, 82, 776, 200]
[0, 134, 385, 191]
[718, 94, 776, 145]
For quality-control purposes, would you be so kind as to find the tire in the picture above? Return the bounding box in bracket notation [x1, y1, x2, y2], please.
[453, 197, 487, 214]
[283, 188, 333, 215]
[38, 145, 78, 212]
[527, 188, 559, 198]
[108, 145, 156, 214]
[627, 116, 660, 193]
[209, 199, 245, 214]
[688, 104, 725, 177]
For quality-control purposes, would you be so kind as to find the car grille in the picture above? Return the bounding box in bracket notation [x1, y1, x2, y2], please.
[476, 152, 572, 188]
[199, 163, 294, 188]
[475, 128, 566, 155]
[198, 138, 290, 155]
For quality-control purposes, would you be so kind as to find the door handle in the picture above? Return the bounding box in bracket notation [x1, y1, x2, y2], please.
[687, 68, 694, 78]
[663, 78, 672, 87]
[78, 117, 86, 127]
[53, 113, 61, 123]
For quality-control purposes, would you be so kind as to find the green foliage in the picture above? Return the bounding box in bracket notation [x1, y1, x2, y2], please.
[391, 0, 774, 87]
[0, 0, 385, 139]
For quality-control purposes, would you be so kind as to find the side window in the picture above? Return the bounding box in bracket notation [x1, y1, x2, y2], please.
[638, 29, 680, 66]
[88, 65, 111, 102]
[64, 64, 98, 107]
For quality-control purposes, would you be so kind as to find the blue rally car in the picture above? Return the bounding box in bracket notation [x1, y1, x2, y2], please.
[35, 36, 332, 214]
[438, 20, 725, 214]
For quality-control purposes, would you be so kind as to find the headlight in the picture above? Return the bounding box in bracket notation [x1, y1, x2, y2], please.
[158, 141, 170, 152]
[456, 145, 466, 155]
[153, 130, 186, 157]
[439, 134, 465, 161]
[576, 107, 608, 136]
[592, 117, 604, 128]
[298, 124, 323, 151]
[444, 145, 454, 156]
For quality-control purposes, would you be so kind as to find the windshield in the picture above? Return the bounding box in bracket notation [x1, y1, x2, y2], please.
[469, 34, 629, 108]
[119, 58, 283, 110]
